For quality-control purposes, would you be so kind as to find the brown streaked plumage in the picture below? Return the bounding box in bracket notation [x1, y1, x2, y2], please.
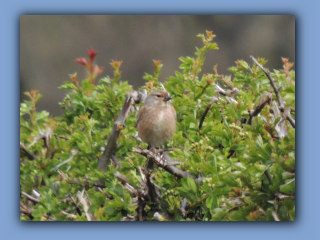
[136, 90, 176, 148]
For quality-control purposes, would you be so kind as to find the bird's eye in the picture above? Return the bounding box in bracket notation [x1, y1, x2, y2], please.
[156, 95, 161, 98]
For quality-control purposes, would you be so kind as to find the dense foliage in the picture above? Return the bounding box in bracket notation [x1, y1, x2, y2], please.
[20, 31, 295, 221]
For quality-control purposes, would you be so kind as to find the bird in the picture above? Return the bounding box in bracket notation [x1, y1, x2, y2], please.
[136, 89, 176, 168]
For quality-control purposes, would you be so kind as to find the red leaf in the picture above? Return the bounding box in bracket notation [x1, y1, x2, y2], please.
[87, 48, 97, 62]
[75, 58, 88, 66]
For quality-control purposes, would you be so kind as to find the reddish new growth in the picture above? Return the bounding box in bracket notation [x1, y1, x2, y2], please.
[75, 48, 104, 84]
[281, 57, 294, 79]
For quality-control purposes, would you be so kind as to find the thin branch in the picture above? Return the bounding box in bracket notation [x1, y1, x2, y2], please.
[247, 93, 272, 125]
[180, 198, 188, 217]
[20, 200, 33, 219]
[146, 171, 161, 207]
[111, 154, 121, 168]
[199, 96, 218, 130]
[21, 191, 40, 203]
[287, 115, 295, 128]
[283, 107, 295, 128]
[115, 172, 138, 195]
[133, 148, 205, 183]
[275, 192, 295, 200]
[137, 196, 145, 221]
[264, 170, 273, 185]
[98, 90, 147, 172]
[20, 142, 37, 160]
[220, 76, 234, 90]
[67, 195, 82, 216]
[56, 134, 70, 140]
[77, 189, 95, 221]
[215, 84, 227, 96]
[272, 211, 281, 221]
[121, 215, 135, 221]
[61, 211, 77, 219]
[250, 56, 285, 111]
[51, 149, 79, 172]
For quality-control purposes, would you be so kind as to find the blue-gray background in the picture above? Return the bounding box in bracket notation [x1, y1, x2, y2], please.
[20, 15, 295, 116]
[3, 0, 318, 239]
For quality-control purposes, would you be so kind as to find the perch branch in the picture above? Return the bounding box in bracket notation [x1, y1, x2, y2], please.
[98, 90, 147, 172]
[133, 147, 205, 183]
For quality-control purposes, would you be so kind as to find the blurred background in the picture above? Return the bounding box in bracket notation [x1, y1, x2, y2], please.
[20, 15, 295, 117]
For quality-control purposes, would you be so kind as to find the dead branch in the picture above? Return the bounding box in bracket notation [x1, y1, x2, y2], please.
[250, 56, 285, 111]
[20, 142, 37, 160]
[180, 198, 188, 217]
[272, 211, 281, 221]
[283, 107, 295, 128]
[77, 189, 95, 221]
[21, 191, 40, 203]
[20, 200, 33, 219]
[115, 172, 138, 195]
[98, 90, 147, 172]
[51, 149, 79, 172]
[273, 101, 289, 138]
[247, 93, 272, 125]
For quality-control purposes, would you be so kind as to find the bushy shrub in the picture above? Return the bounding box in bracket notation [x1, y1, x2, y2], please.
[20, 31, 295, 221]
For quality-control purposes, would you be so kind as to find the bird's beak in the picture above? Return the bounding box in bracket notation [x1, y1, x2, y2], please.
[164, 95, 172, 102]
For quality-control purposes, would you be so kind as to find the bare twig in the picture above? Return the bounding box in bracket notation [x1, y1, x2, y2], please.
[275, 192, 295, 200]
[286, 115, 295, 128]
[199, 96, 218, 130]
[283, 107, 295, 128]
[21, 191, 40, 203]
[221, 76, 234, 90]
[180, 198, 188, 217]
[61, 211, 77, 219]
[98, 90, 147, 172]
[77, 189, 95, 221]
[247, 93, 272, 125]
[58, 135, 69, 140]
[137, 197, 145, 221]
[67, 195, 82, 216]
[264, 170, 273, 185]
[146, 171, 161, 206]
[51, 149, 79, 172]
[272, 211, 281, 221]
[250, 56, 285, 111]
[20, 200, 33, 219]
[272, 101, 289, 138]
[115, 172, 138, 195]
[20, 142, 37, 160]
[111, 154, 121, 168]
[121, 215, 135, 221]
[133, 148, 205, 183]
[215, 85, 227, 96]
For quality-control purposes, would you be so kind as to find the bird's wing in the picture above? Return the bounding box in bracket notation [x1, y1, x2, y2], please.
[136, 105, 146, 124]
